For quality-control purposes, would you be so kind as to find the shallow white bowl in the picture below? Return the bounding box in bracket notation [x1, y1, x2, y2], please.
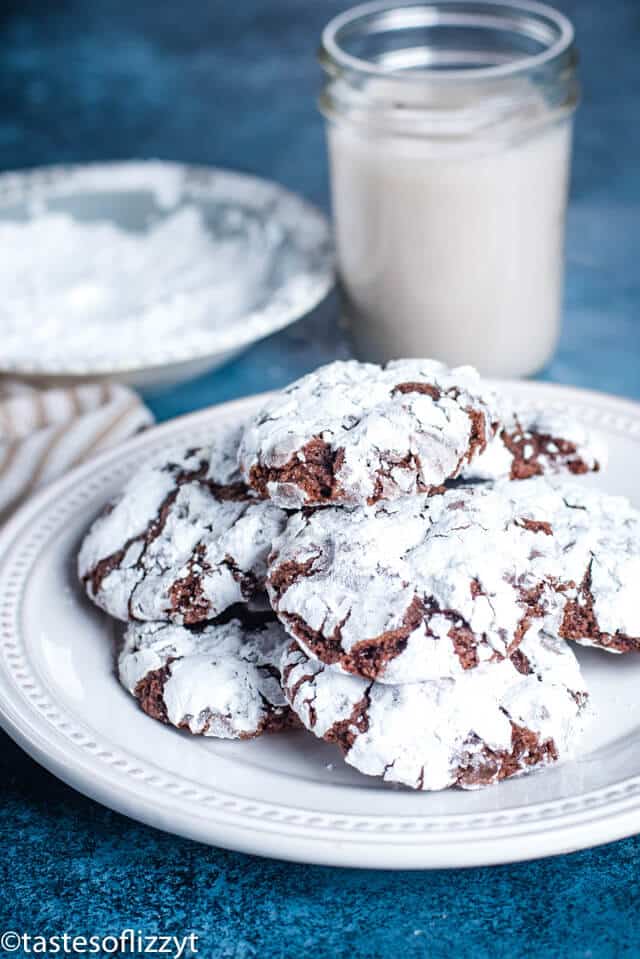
[0, 161, 334, 387]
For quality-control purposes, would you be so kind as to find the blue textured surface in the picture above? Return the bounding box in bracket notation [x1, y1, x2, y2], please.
[1, 1, 639, 954]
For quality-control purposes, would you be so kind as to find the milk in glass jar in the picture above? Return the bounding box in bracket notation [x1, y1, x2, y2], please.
[320, 1, 579, 376]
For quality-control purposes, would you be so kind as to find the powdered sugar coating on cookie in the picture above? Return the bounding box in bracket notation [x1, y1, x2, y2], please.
[268, 477, 640, 683]
[464, 406, 605, 482]
[78, 423, 287, 624]
[120, 617, 294, 738]
[239, 359, 499, 507]
[281, 630, 588, 791]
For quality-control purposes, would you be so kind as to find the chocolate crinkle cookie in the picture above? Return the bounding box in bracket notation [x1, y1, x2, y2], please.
[78, 422, 287, 624]
[281, 629, 588, 791]
[268, 477, 640, 684]
[238, 358, 499, 508]
[119, 616, 296, 739]
[462, 406, 605, 482]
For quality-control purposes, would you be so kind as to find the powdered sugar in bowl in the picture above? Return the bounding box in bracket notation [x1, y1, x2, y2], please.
[0, 162, 333, 387]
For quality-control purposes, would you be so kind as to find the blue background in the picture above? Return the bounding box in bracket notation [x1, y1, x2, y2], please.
[1, 1, 639, 956]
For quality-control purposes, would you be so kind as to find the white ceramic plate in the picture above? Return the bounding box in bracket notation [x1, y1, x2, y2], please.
[1, 380, 640, 869]
[0, 162, 333, 387]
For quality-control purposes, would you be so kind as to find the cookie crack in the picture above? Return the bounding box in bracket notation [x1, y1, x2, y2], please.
[502, 420, 597, 481]
[559, 557, 640, 652]
[84, 457, 250, 603]
[326, 683, 373, 756]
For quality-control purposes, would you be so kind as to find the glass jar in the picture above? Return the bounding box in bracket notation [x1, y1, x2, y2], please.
[319, 0, 579, 377]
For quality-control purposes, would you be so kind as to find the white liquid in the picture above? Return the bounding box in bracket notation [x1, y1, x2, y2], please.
[328, 119, 573, 377]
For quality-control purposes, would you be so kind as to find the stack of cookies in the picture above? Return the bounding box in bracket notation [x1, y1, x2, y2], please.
[79, 359, 640, 791]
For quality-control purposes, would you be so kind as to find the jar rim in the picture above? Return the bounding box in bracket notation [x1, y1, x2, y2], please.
[321, 0, 575, 82]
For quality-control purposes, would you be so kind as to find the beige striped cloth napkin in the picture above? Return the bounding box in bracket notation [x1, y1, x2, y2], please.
[0, 380, 153, 523]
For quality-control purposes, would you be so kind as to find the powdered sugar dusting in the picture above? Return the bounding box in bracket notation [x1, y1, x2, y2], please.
[269, 477, 640, 683]
[240, 358, 499, 507]
[281, 630, 588, 791]
[78, 423, 288, 624]
[465, 405, 606, 481]
[120, 618, 292, 739]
